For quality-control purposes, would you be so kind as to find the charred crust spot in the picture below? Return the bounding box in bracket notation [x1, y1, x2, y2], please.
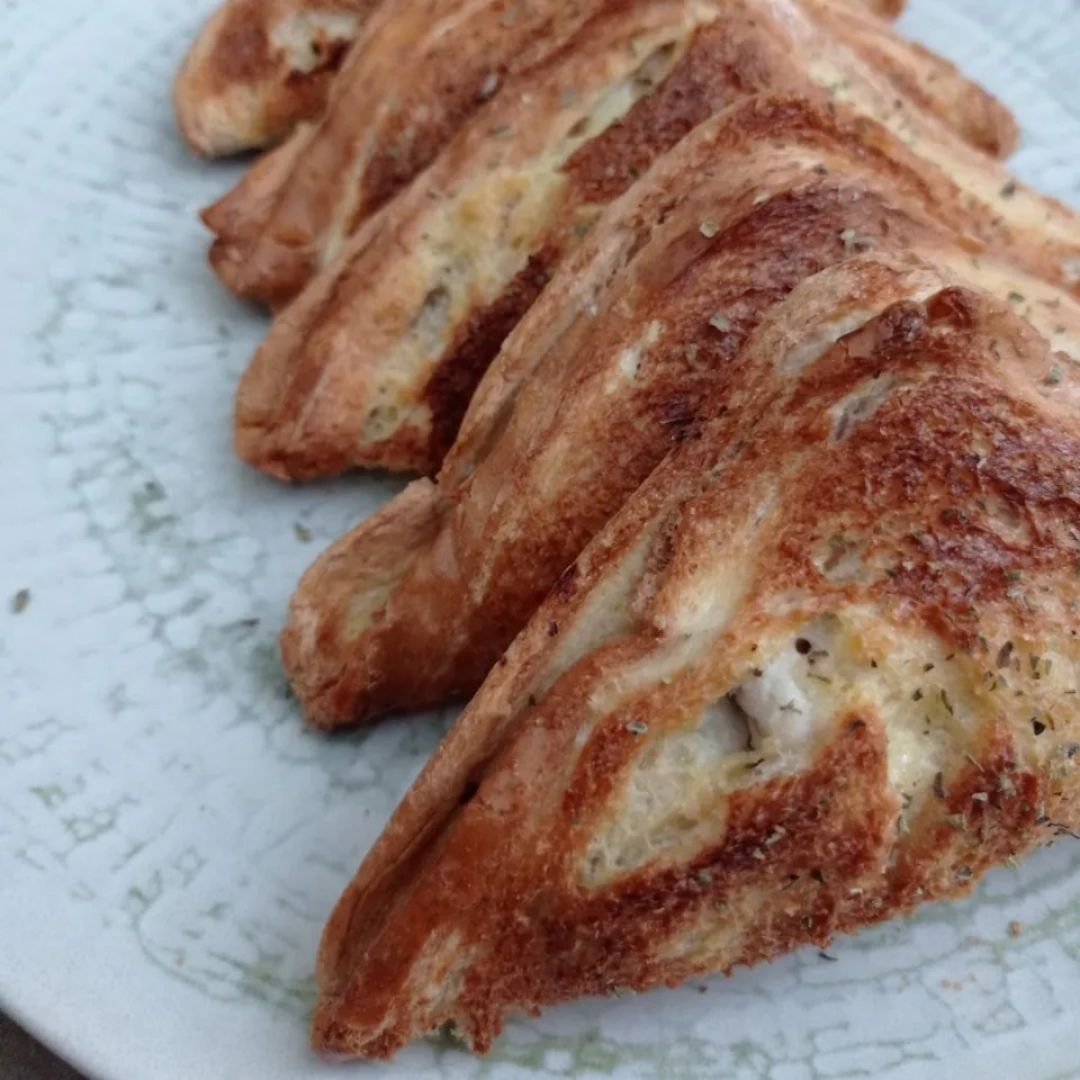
[424, 248, 558, 469]
[460, 780, 480, 805]
[553, 563, 579, 601]
[877, 300, 930, 347]
[563, 22, 805, 205]
[656, 397, 698, 440]
[548, 620, 560, 637]
[643, 517, 679, 581]
[926, 287, 978, 329]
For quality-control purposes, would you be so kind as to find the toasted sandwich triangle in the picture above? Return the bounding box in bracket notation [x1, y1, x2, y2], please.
[310, 282, 1080, 1059]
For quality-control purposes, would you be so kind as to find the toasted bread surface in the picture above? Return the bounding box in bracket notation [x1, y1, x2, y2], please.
[204, 0, 609, 304]
[230, 0, 1072, 481]
[175, 0, 375, 156]
[311, 280, 1080, 1058]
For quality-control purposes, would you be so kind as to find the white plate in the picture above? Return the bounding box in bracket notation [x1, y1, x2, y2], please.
[2, 2, 1079, 1078]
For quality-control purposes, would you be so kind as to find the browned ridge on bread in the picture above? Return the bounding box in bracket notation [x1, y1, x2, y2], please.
[203, 0, 1012, 310]
[310, 277, 1080, 1058]
[175, 0, 378, 157]
[281, 94, 1080, 730]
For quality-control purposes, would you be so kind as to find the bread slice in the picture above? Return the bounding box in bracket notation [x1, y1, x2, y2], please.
[310, 277, 1080, 1058]
[202, 0, 609, 306]
[204, 0, 1007, 308]
[281, 94, 1080, 729]
[174, 0, 375, 157]
[231, 0, 1060, 481]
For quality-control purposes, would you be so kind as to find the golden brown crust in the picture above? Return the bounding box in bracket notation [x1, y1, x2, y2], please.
[318, 715, 902, 1057]
[203, 0, 609, 304]
[281, 94, 1080, 729]
[311, 283, 1080, 1058]
[204, 0, 1012, 308]
[174, 0, 375, 157]
[800, 0, 1019, 157]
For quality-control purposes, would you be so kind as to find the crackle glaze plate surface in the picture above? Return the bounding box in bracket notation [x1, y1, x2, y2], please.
[2, 2, 1079, 1078]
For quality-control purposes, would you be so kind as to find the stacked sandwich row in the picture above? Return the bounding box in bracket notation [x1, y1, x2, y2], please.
[176, 0, 1080, 1060]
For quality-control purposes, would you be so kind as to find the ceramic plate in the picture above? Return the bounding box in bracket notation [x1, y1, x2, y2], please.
[2, 2, 1079, 1077]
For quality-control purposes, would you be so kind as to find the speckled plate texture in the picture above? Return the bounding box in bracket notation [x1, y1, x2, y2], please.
[2, 2, 1079, 1078]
